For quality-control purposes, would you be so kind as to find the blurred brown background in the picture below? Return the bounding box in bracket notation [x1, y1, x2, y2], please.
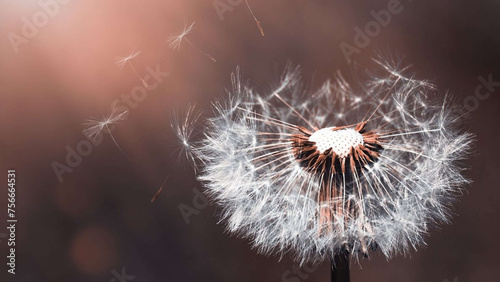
[0, 0, 499, 281]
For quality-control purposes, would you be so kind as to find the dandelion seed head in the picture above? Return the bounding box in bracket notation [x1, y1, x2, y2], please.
[187, 60, 473, 264]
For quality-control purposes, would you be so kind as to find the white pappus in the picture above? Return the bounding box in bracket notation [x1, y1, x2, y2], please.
[175, 59, 473, 264]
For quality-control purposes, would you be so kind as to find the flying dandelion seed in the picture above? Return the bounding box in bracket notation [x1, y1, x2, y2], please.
[244, 0, 265, 36]
[167, 22, 217, 63]
[83, 106, 129, 158]
[175, 60, 473, 279]
[114, 50, 148, 87]
[170, 105, 202, 172]
[151, 186, 163, 203]
[151, 176, 169, 203]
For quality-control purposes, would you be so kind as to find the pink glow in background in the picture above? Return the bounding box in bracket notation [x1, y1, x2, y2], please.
[0, 0, 499, 281]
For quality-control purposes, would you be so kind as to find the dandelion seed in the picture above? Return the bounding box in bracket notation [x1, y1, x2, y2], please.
[151, 186, 163, 203]
[114, 50, 148, 87]
[167, 23, 194, 51]
[167, 22, 217, 63]
[83, 106, 129, 158]
[170, 105, 202, 172]
[151, 176, 168, 203]
[244, 0, 265, 36]
[176, 60, 473, 270]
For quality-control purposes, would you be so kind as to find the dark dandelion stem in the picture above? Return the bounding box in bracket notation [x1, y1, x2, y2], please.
[331, 252, 350, 282]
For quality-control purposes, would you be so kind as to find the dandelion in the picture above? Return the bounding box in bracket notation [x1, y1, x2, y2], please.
[178, 60, 473, 280]
[244, 0, 265, 36]
[83, 106, 129, 158]
[114, 50, 148, 87]
[167, 22, 217, 63]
